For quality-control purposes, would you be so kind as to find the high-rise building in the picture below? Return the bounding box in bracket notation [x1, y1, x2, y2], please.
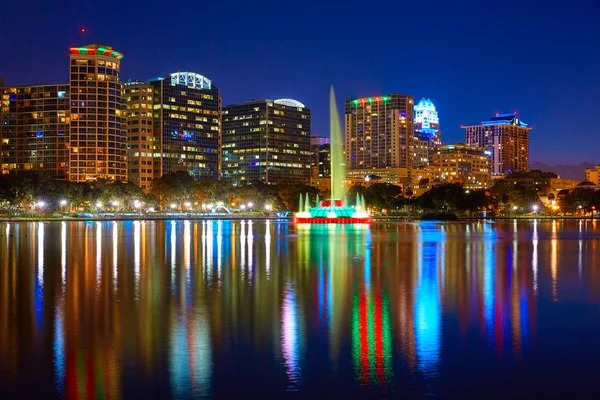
[344, 94, 414, 183]
[430, 143, 490, 189]
[310, 136, 330, 178]
[0, 84, 70, 177]
[413, 98, 441, 168]
[123, 81, 155, 190]
[147, 72, 221, 180]
[463, 113, 531, 177]
[222, 98, 311, 185]
[68, 44, 127, 182]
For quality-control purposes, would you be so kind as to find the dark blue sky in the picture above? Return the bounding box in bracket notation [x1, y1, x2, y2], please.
[1, 0, 599, 164]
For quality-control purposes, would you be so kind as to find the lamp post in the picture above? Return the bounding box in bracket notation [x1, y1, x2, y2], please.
[532, 204, 539, 217]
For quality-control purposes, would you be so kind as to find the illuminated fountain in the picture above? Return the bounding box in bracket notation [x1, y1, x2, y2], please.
[295, 87, 371, 224]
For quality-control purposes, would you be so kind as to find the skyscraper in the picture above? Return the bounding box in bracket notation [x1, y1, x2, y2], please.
[344, 94, 414, 183]
[68, 44, 127, 182]
[148, 72, 221, 180]
[0, 84, 70, 178]
[413, 98, 441, 168]
[222, 99, 311, 185]
[463, 113, 531, 176]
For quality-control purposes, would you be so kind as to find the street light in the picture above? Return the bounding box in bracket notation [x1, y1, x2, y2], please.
[95, 202, 103, 209]
[264, 204, 272, 211]
[532, 205, 539, 215]
[217, 201, 224, 207]
[247, 202, 254, 208]
[512, 206, 518, 211]
[240, 204, 246, 210]
[184, 202, 192, 208]
[36, 201, 45, 209]
[60, 200, 67, 206]
[111, 201, 119, 207]
[170, 203, 177, 210]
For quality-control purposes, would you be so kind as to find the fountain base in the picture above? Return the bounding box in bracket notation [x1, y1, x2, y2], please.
[294, 200, 371, 224]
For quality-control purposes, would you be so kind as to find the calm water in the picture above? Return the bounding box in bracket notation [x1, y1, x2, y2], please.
[1, 219, 600, 399]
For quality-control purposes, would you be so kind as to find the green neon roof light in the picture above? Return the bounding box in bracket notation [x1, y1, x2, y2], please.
[368, 98, 373, 103]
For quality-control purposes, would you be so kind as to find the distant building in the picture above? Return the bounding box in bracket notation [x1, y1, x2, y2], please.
[498, 170, 581, 197]
[0, 84, 70, 178]
[463, 113, 531, 177]
[149, 72, 221, 180]
[222, 98, 311, 185]
[68, 44, 127, 182]
[585, 165, 600, 185]
[430, 143, 490, 189]
[413, 98, 441, 167]
[123, 81, 155, 190]
[310, 136, 330, 178]
[346, 167, 409, 187]
[345, 94, 414, 172]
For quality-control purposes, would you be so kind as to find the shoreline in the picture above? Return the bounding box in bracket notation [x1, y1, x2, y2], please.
[1, 215, 599, 222]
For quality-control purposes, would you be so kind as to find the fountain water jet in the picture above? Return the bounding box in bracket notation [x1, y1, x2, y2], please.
[294, 87, 371, 224]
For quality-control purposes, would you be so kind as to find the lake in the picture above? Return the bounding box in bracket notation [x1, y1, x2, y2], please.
[1, 219, 600, 399]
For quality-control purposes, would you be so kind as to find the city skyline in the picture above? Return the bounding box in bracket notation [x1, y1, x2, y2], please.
[1, 1, 598, 165]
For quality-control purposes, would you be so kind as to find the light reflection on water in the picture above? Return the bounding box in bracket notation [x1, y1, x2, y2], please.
[2, 220, 600, 398]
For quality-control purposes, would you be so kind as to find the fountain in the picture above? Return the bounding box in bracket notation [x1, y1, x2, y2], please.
[295, 87, 371, 224]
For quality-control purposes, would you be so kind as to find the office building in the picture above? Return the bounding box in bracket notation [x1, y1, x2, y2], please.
[0, 84, 70, 177]
[222, 98, 311, 185]
[147, 72, 221, 180]
[68, 44, 127, 182]
[124, 81, 155, 190]
[345, 94, 414, 183]
[463, 113, 530, 177]
[310, 136, 331, 178]
[413, 98, 441, 167]
[430, 143, 490, 189]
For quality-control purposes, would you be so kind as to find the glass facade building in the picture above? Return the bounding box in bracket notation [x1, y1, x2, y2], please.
[222, 99, 311, 185]
[310, 136, 330, 178]
[0, 84, 70, 178]
[148, 72, 221, 180]
[68, 44, 127, 182]
[344, 94, 414, 171]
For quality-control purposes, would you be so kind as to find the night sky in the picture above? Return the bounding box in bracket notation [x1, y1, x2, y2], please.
[1, 0, 599, 164]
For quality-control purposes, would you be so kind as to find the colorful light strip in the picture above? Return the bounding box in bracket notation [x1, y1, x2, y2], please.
[351, 96, 390, 106]
[69, 47, 124, 60]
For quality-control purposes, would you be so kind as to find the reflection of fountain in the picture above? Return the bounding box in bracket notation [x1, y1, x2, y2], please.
[295, 87, 370, 224]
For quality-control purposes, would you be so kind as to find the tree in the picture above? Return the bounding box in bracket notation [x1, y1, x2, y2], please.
[151, 171, 197, 206]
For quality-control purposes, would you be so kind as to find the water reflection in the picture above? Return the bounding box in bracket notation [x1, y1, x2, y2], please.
[1, 220, 600, 398]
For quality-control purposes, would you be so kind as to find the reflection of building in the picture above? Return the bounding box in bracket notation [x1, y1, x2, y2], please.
[149, 72, 221, 180]
[222, 99, 311, 185]
[68, 44, 127, 182]
[124, 81, 155, 190]
[345, 94, 414, 171]
[430, 143, 490, 189]
[0, 84, 70, 178]
[413, 98, 441, 168]
[585, 165, 600, 185]
[310, 136, 330, 178]
[463, 113, 531, 177]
